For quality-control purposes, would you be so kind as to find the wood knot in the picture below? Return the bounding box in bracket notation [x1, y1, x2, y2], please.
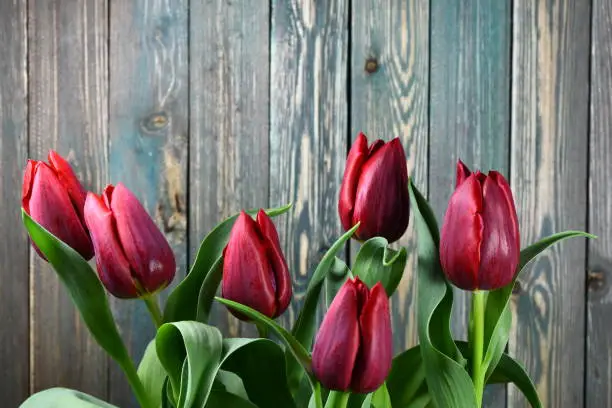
[364, 57, 379, 74]
[512, 280, 522, 295]
[588, 269, 606, 292]
[141, 111, 169, 133]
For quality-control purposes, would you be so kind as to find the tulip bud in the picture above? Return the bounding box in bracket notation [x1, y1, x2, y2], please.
[222, 210, 292, 319]
[312, 277, 392, 393]
[440, 160, 520, 290]
[84, 184, 176, 298]
[22, 151, 93, 260]
[338, 132, 409, 243]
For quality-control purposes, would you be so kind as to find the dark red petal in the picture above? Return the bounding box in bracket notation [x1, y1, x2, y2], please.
[352, 138, 409, 243]
[456, 159, 472, 188]
[84, 193, 138, 298]
[440, 174, 483, 290]
[312, 279, 360, 391]
[338, 133, 369, 232]
[22, 160, 37, 212]
[478, 172, 520, 290]
[47, 150, 88, 224]
[351, 283, 392, 393]
[108, 183, 176, 294]
[222, 211, 277, 318]
[256, 209, 292, 317]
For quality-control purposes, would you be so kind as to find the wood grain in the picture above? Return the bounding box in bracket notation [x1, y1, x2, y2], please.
[270, 0, 348, 330]
[28, 0, 109, 398]
[189, 0, 270, 338]
[510, 0, 590, 406]
[108, 0, 188, 405]
[429, 2, 511, 404]
[0, 0, 29, 405]
[350, 0, 429, 351]
[587, 0, 612, 406]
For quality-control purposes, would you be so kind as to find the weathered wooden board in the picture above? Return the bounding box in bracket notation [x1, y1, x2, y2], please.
[350, 0, 429, 352]
[587, 0, 612, 406]
[509, 0, 590, 407]
[108, 0, 188, 405]
[429, 1, 511, 405]
[189, 0, 270, 338]
[270, 0, 348, 330]
[28, 0, 109, 399]
[0, 0, 29, 405]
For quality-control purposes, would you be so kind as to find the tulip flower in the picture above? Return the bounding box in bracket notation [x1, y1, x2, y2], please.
[22, 151, 93, 260]
[312, 277, 392, 393]
[440, 160, 520, 291]
[338, 132, 409, 243]
[84, 183, 176, 298]
[222, 210, 292, 319]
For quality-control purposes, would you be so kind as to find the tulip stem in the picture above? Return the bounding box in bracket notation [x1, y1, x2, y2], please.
[143, 294, 163, 329]
[121, 356, 155, 408]
[471, 290, 486, 407]
[324, 391, 350, 408]
[313, 381, 324, 408]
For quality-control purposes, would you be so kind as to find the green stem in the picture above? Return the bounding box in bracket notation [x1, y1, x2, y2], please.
[313, 382, 324, 408]
[471, 290, 486, 407]
[121, 357, 154, 408]
[143, 294, 163, 329]
[324, 391, 350, 408]
[256, 321, 269, 338]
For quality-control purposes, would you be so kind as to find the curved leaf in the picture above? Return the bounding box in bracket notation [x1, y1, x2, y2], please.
[20, 388, 118, 408]
[352, 237, 408, 297]
[205, 390, 258, 408]
[325, 257, 352, 307]
[138, 340, 168, 408]
[214, 370, 249, 401]
[163, 204, 292, 322]
[386, 346, 425, 408]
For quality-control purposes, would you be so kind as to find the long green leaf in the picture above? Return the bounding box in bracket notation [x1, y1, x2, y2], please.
[214, 370, 249, 401]
[22, 211, 130, 365]
[138, 340, 168, 408]
[409, 180, 476, 408]
[325, 257, 352, 308]
[205, 390, 258, 408]
[163, 204, 292, 323]
[386, 346, 425, 408]
[196, 257, 223, 323]
[352, 237, 408, 297]
[20, 388, 119, 408]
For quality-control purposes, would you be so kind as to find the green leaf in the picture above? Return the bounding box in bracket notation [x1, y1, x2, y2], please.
[455, 341, 541, 408]
[163, 203, 292, 322]
[196, 257, 223, 323]
[481, 231, 595, 383]
[21, 211, 130, 365]
[214, 370, 249, 401]
[138, 340, 168, 408]
[352, 237, 408, 297]
[205, 390, 258, 408]
[386, 346, 425, 408]
[359, 394, 373, 408]
[325, 257, 352, 307]
[20, 388, 119, 408]
[371, 383, 392, 408]
[287, 224, 359, 396]
[408, 180, 476, 408]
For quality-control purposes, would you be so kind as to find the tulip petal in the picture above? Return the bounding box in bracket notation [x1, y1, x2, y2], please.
[456, 159, 472, 188]
[107, 184, 176, 294]
[48, 150, 88, 224]
[478, 172, 520, 289]
[256, 209, 292, 317]
[339, 133, 369, 232]
[351, 282, 392, 393]
[352, 138, 410, 243]
[222, 212, 278, 318]
[440, 174, 483, 290]
[84, 192, 138, 298]
[312, 279, 360, 391]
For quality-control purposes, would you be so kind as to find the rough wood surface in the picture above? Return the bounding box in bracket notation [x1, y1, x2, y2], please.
[350, 0, 429, 351]
[189, 0, 270, 337]
[587, 0, 612, 406]
[0, 0, 29, 405]
[28, 0, 109, 399]
[509, 0, 590, 407]
[107, 0, 188, 405]
[428, 2, 511, 404]
[270, 0, 348, 330]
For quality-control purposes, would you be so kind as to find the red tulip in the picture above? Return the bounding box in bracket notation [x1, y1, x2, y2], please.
[339, 132, 409, 243]
[312, 277, 392, 393]
[222, 210, 292, 319]
[22, 151, 93, 260]
[440, 160, 520, 290]
[84, 184, 176, 298]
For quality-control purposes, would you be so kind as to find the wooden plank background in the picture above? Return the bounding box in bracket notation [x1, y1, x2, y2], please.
[0, 1, 603, 407]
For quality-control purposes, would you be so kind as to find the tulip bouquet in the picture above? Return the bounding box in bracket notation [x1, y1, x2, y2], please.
[19, 134, 592, 408]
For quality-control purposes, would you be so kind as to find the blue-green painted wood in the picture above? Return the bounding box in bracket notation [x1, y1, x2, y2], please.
[350, 0, 429, 352]
[510, 1, 590, 407]
[0, 0, 29, 404]
[108, 0, 188, 405]
[28, 0, 109, 399]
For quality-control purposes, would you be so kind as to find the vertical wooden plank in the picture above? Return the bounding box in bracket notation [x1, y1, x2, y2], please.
[350, 0, 428, 351]
[429, 2, 511, 405]
[0, 0, 29, 405]
[108, 0, 188, 405]
[510, 1, 590, 407]
[28, 0, 108, 398]
[587, 0, 611, 406]
[270, 0, 348, 328]
[189, 1, 270, 337]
